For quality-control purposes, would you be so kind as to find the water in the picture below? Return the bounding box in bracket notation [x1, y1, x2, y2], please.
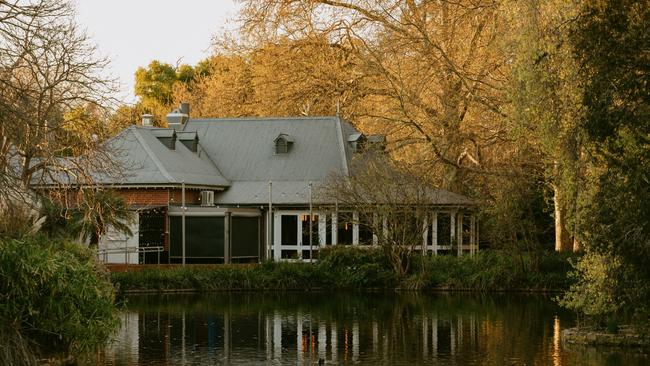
[98, 292, 647, 365]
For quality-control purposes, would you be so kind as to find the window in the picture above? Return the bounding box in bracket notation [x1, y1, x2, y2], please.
[301, 214, 319, 247]
[359, 212, 374, 245]
[337, 212, 353, 245]
[281, 215, 298, 245]
[437, 213, 451, 246]
[326, 215, 332, 245]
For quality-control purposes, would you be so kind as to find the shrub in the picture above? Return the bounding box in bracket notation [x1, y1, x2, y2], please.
[558, 251, 624, 325]
[112, 247, 571, 293]
[0, 235, 119, 364]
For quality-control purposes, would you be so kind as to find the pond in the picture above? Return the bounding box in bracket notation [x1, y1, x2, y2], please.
[98, 292, 647, 365]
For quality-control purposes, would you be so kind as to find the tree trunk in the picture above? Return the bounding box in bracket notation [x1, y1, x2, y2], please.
[572, 237, 581, 252]
[553, 184, 572, 252]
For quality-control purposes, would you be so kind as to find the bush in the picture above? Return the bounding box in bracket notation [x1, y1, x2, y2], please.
[558, 251, 623, 325]
[0, 235, 119, 364]
[112, 247, 571, 293]
[420, 250, 573, 291]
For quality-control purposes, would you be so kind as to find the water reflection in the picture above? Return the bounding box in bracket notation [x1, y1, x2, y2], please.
[99, 292, 647, 365]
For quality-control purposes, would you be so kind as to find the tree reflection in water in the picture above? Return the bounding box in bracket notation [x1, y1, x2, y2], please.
[98, 293, 647, 366]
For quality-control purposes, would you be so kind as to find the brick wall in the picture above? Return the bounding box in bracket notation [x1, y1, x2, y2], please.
[116, 188, 202, 206]
[168, 189, 200, 205]
[117, 189, 170, 206]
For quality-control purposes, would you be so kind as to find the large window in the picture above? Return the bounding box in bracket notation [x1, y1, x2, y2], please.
[300, 214, 319, 247]
[281, 215, 298, 245]
[359, 212, 374, 245]
[437, 213, 451, 246]
[325, 215, 333, 245]
[461, 213, 472, 247]
[337, 212, 353, 245]
[427, 218, 434, 247]
[169, 216, 224, 260]
[138, 208, 165, 263]
[232, 216, 260, 259]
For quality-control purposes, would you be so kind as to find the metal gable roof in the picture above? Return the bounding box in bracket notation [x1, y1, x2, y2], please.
[97, 126, 229, 187]
[183, 117, 352, 183]
[83, 116, 473, 206]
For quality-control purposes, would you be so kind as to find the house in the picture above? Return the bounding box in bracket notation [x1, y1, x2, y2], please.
[94, 104, 478, 264]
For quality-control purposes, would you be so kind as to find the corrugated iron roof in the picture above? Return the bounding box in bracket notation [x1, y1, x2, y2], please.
[98, 126, 229, 187]
[183, 117, 351, 182]
[92, 116, 473, 206]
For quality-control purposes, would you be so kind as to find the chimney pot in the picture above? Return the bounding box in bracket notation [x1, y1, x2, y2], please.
[180, 102, 190, 116]
[166, 103, 190, 130]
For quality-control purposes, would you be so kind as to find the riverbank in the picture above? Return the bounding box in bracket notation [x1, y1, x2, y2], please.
[111, 248, 573, 293]
[563, 326, 650, 349]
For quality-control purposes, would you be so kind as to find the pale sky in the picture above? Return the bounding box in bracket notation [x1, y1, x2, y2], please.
[74, 0, 238, 104]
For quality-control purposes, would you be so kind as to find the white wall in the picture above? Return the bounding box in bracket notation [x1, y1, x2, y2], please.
[97, 211, 139, 264]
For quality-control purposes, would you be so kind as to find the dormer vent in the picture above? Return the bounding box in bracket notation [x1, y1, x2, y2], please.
[151, 129, 177, 150]
[347, 133, 366, 153]
[177, 131, 199, 152]
[274, 133, 294, 154]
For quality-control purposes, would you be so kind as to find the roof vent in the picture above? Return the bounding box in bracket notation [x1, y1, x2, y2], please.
[166, 102, 190, 130]
[274, 133, 294, 154]
[141, 114, 154, 126]
[179, 102, 190, 115]
[347, 133, 366, 153]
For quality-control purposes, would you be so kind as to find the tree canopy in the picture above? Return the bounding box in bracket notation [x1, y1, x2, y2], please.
[120, 0, 649, 326]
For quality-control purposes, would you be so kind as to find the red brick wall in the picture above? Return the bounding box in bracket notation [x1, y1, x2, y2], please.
[115, 188, 202, 206]
[117, 189, 170, 206]
[168, 189, 200, 205]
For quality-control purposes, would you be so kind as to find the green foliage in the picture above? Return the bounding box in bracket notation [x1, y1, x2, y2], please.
[559, 252, 623, 323]
[134, 60, 177, 108]
[566, 0, 650, 326]
[112, 248, 571, 293]
[0, 235, 119, 363]
[318, 246, 397, 288]
[500, 0, 583, 254]
[420, 251, 572, 291]
[134, 60, 212, 113]
[68, 189, 133, 246]
[112, 263, 323, 292]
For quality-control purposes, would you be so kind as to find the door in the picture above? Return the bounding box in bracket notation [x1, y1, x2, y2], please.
[274, 211, 320, 261]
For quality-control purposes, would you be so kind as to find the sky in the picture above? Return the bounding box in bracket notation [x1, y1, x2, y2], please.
[74, 0, 238, 104]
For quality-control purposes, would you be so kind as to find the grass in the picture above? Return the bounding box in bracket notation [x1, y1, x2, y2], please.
[111, 247, 573, 293]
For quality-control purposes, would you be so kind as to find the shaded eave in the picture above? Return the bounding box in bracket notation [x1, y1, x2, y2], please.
[33, 183, 229, 191]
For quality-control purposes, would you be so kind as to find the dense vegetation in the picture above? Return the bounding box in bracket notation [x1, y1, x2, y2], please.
[112, 247, 572, 293]
[0, 0, 647, 342]
[0, 235, 119, 365]
[121, 0, 648, 330]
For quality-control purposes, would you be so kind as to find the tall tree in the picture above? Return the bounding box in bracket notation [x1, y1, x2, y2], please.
[0, 0, 118, 203]
[503, 0, 583, 252]
[566, 0, 650, 323]
[171, 54, 254, 117]
[135, 60, 214, 122]
[238, 0, 509, 193]
[134, 60, 177, 113]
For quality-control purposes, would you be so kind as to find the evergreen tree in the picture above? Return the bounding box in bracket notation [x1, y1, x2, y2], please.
[563, 0, 650, 326]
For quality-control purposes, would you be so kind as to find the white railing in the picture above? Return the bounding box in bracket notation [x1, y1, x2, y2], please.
[97, 246, 164, 265]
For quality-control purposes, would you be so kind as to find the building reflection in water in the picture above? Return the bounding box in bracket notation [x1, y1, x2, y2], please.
[103, 293, 580, 365]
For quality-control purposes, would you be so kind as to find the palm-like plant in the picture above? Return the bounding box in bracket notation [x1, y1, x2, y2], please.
[69, 189, 133, 247]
